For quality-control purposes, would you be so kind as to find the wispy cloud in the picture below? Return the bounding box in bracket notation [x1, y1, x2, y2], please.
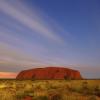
[0, 42, 44, 71]
[0, 0, 64, 43]
[0, 0, 68, 75]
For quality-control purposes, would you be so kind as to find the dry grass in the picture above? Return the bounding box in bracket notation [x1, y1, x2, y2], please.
[0, 79, 100, 100]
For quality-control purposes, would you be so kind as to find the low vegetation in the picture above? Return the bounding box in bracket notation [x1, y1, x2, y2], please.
[0, 79, 100, 100]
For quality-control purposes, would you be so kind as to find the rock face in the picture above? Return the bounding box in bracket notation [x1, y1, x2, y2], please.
[16, 67, 82, 79]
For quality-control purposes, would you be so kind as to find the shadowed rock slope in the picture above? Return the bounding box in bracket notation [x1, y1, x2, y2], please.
[16, 67, 82, 79]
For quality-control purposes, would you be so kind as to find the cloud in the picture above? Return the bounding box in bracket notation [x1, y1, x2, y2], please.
[0, 42, 68, 72]
[0, 42, 45, 72]
[0, 0, 68, 76]
[0, 42, 59, 72]
[0, 72, 17, 78]
[0, 0, 64, 43]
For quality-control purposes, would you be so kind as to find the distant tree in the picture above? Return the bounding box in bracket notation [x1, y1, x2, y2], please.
[64, 75, 71, 80]
[64, 75, 67, 80]
[32, 74, 35, 81]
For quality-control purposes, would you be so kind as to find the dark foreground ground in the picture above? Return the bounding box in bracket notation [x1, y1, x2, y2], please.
[0, 79, 100, 100]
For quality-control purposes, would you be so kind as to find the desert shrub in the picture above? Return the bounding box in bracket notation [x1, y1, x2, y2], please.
[81, 81, 90, 95]
[23, 96, 34, 100]
[94, 85, 100, 97]
[88, 95, 97, 100]
[16, 94, 26, 100]
[82, 81, 88, 89]
[35, 96, 48, 100]
[16, 90, 27, 99]
[0, 80, 100, 100]
[63, 84, 77, 93]
[50, 94, 61, 100]
[0, 92, 16, 100]
[48, 92, 62, 100]
[49, 85, 58, 89]
[35, 85, 42, 90]
[24, 90, 34, 97]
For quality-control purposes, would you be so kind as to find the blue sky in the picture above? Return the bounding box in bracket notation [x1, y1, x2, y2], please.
[0, 0, 100, 78]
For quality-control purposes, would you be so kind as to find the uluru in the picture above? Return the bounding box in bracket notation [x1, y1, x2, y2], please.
[16, 67, 82, 79]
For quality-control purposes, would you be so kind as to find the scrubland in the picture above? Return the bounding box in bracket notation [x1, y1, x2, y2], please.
[0, 79, 100, 100]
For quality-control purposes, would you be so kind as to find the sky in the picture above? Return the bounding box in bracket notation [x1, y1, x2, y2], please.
[0, 0, 100, 79]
